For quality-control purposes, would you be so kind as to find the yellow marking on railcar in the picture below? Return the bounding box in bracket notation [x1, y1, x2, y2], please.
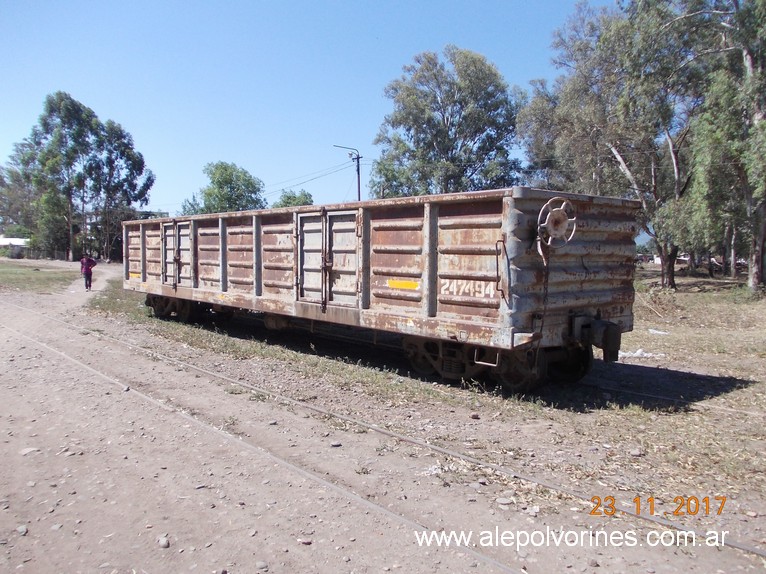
[129, 272, 141, 279]
[387, 279, 420, 290]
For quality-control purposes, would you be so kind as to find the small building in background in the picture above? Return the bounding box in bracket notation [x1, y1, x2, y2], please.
[0, 236, 29, 258]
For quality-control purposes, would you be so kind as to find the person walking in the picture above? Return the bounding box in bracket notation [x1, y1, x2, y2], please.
[80, 254, 97, 291]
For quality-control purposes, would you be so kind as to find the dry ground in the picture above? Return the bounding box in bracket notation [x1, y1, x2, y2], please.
[0, 258, 764, 573]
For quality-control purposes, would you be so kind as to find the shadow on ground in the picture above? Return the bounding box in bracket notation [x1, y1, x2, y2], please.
[532, 360, 754, 413]
[171, 309, 754, 414]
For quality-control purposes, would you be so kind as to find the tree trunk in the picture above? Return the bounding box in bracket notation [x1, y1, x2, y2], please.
[760, 205, 766, 286]
[730, 225, 738, 280]
[67, 196, 74, 262]
[103, 206, 110, 263]
[663, 242, 679, 289]
[656, 242, 679, 288]
[748, 204, 766, 291]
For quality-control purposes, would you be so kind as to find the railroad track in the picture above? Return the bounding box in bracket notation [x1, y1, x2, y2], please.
[217, 308, 766, 421]
[2, 301, 519, 573]
[3, 299, 765, 565]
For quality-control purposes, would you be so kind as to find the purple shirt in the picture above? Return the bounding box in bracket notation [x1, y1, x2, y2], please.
[80, 257, 97, 275]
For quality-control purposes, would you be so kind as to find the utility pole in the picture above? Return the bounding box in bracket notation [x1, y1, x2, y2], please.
[334, 145, 362, 201]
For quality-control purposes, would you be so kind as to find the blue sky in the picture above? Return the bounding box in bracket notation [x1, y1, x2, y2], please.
[1, 0, 614, 214]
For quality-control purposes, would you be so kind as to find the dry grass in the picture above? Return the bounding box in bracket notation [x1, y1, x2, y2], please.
[0, 259, 79, 293]
[628, 267, 766, 386]
[88, 277, 474, 409]
[536, 266, 766, 521]
[88, 268, 766, 520]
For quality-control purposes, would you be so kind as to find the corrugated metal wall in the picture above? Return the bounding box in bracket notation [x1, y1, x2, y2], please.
[507, 189, 638, 346]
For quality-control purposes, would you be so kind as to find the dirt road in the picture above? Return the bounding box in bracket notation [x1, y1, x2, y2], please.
[1, 261, 764, 573]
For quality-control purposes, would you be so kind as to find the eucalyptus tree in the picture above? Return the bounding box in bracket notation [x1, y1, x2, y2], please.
[90, 120, 154, 259]
[31, 92, 101, 259]
[518, 6, 629, 197]
[736, 0, 766, 288]
[614, 0, 710, 288]
[688, 69, 751, 278]
[677, 0, 766, 289]
[9, 92, 153, 260]
[271, 188, 313, 208]
[0, 146, 38, 237]
[35, 188, 69, 258]
[370, 45, 525, 198]
[180, 162, 266, 215]
[519, 2, 705, 288]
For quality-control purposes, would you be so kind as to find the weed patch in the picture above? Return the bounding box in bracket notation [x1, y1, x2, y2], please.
[0, 260, 79, 292]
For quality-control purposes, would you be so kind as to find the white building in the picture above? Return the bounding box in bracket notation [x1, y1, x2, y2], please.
[0, 236, 29, 257]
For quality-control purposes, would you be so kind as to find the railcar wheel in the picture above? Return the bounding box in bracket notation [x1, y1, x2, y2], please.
[549, 345, 593, 384]
[409, 353, 437, 376]
[403, 337, 438, 377]
[493, 350, 548, 393]
[147, 295, 172, 319]
[177, 299, 200, 323]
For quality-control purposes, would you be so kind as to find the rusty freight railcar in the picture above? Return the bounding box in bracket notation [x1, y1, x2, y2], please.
[123, 187, 640, 390]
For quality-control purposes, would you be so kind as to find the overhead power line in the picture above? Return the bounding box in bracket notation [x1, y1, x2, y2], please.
[263, 164, 355, 197]
[264, 161, 352, 191]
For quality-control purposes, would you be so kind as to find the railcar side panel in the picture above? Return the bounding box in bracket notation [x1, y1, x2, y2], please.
[196, 219, 221, 290]
[147, 224, 162, 282]
[225, 216, 255, 294]
[436, 200, 504, 321]
[261, 214, 296, 305]
[327, 211, 360, 307]
[368, 204, 426, 313]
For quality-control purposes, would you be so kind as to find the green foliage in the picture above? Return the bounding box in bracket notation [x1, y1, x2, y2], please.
[518, 0, 766, 287]
[35, 189, 69, 258]
[636, 242, 653, 256]
[30, 92, 100, 257]
[1, 224, 32, 238]
[180, 162, 265, 215]
[519, 5, 630, 197]
[681, 0, 766, 288]
[371, 45, 524, 197]
[271, 188, 313, 208]
[89, 120, 154, 259]
[687, 70, 748, 256]
[179, 194, 203, 216]
[1, 91, 153, 260]
[522, 2, 699, 204]
[0, 162, 38, 236]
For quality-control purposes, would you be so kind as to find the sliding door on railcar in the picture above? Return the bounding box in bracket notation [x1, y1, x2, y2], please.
[298, 210, 359, 310]
[161, 222, 192, 289]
